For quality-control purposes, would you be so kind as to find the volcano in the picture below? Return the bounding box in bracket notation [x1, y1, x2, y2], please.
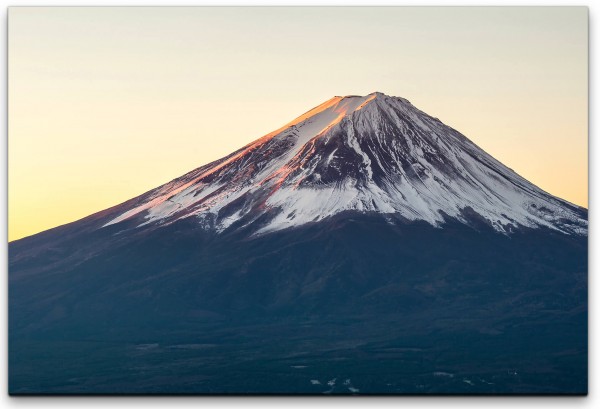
[9, 93, 587, 394]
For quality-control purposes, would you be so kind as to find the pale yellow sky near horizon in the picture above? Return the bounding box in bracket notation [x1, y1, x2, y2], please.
[8, 7, 588, 241]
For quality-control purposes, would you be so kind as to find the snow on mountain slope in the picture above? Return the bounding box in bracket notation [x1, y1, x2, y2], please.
[103, 92, 587, 236]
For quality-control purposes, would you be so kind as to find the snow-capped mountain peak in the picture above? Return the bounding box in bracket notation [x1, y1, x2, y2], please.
[103, 92, 587, 236]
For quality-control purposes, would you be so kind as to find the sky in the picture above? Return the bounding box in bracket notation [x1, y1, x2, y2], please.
[8, 6, 588, 241]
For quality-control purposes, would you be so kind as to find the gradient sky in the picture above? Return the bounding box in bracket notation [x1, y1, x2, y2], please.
[8, 6, 588, 241]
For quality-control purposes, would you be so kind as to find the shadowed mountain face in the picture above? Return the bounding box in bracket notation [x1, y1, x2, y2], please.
[9, 93, 587, 394]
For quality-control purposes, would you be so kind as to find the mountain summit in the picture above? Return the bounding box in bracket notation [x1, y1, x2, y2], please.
[102, 92, 586, 236]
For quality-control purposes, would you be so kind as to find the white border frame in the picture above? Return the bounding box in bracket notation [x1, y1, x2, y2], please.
[1, 1, 594, 408]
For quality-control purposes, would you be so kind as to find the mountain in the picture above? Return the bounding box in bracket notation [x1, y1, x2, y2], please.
[9, 93, 587, 395]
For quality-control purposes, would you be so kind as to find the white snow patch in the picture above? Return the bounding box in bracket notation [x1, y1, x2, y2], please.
[100, 92, 587, 237]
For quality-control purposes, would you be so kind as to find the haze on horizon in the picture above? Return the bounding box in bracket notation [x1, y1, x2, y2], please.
[8, 7, 588, 241]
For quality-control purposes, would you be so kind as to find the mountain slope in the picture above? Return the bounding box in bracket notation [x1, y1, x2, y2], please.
[9, 217, 587, 394]
[100, 92, 586, 236]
